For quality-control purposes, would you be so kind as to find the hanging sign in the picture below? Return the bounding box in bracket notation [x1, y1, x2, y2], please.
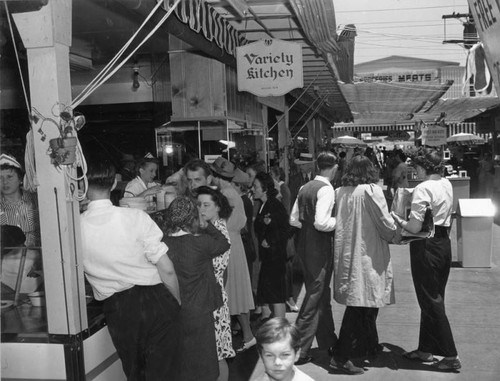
[468, 0, 500, 97]
[421, 125, 446, 146]
[236, 39, 303, 97]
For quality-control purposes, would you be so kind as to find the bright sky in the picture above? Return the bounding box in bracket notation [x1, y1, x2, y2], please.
[334, 0, 471, 66]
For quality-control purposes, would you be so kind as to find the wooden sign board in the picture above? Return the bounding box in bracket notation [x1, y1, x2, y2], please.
[421, 125, 446, 146]
[236, 39, 303, 97]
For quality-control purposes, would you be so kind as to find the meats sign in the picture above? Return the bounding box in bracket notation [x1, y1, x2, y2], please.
[236, 39, 303, 97]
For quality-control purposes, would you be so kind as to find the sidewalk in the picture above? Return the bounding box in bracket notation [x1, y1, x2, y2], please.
[230, 222, 500, 380]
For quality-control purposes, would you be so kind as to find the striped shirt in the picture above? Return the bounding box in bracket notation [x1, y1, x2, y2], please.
[0, 191, 40, 247]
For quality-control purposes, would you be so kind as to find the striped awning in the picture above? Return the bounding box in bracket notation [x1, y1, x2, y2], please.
[334, 121, 491, 141]
[448, 122, 491, 140]
[165, 0, 247, 56]
[333, 123, 416, 134]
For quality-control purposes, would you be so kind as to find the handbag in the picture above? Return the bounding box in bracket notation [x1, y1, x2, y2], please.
[391, 188, 435, 244]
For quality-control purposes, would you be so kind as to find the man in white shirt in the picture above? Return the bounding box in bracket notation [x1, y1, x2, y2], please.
[80, 160, 181, 380]
[289, 151, 338, 365]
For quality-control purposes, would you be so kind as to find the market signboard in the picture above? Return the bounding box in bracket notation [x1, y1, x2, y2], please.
[421, 125, 447, 146]
[468, 0, 500, 96]
[236, 39, 303, 97]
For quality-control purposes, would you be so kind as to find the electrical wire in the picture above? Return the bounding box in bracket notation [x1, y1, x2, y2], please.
[336, 5, 467, 13]
[71, 0, 181, 108]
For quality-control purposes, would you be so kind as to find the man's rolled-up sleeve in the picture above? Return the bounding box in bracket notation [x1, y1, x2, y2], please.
[142, 214, 169, 264]
[313, 185, 336, 232]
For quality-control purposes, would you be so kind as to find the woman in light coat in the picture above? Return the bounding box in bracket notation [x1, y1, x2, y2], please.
[330, 155, 397, 375]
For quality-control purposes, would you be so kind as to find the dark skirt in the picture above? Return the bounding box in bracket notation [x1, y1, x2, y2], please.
[334, 306, 379, 360]
[409, 226, 458, 357]
[178, 311, 219, 381]
[257, 246, 287, 304]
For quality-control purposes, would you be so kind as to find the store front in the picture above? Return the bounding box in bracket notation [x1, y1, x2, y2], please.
[1, 1, 353, 379]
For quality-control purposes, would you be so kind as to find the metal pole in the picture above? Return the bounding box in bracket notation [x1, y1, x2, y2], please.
[198, 120, 201, 159]
[293, 96, 328, 139]
[226, 119, 230, 160]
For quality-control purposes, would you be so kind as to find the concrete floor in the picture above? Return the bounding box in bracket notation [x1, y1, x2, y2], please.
[229, 220, 500, 381]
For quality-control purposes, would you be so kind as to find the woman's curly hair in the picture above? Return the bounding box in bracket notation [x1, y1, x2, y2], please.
[341, 155, 379, 186]
[410, 147, 444, 175]
[255, 171, 278, 199]
[195, 186, 233, 220]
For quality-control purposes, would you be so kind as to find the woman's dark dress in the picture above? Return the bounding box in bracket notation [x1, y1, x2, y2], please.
[254, 196, 289, 304]
[164, 224, 230, 381]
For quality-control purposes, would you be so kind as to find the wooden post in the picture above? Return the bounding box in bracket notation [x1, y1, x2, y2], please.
[13, 0, 87, 335]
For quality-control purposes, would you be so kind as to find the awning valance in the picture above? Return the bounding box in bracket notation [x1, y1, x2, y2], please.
[165, 0, 247, 56]
[333, 123, 416, 133]
[333, 121, 491, 140]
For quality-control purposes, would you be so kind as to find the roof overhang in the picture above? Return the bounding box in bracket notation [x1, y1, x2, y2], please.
[202, 0, 354, 123]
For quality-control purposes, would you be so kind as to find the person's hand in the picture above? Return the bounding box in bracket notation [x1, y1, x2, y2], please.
[261, 239, 270, 248]
[199, 214, 209, 229]
[391, 230, 403, 244]
[391, 211, 403, 226]
[144, 185, 162, 196]
[263, 213, 271, 225]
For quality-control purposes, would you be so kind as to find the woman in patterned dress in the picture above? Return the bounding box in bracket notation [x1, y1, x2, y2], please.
[196, 186, 235, 381]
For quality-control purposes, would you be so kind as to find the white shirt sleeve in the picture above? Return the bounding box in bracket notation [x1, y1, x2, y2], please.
[313, 185, 336, 232]
[141, 213, 168, 264]
[289, 196, 302, 229]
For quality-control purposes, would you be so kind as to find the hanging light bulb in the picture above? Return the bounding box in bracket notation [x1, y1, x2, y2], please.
[132, 67, 140, 90]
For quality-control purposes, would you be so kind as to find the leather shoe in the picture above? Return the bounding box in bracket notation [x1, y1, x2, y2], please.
[295, 355, 313, 365]
[434, 357, 461, 372]
[235, 337, 256, 353]
[286, 301, 300, 312]
[329, 358, 364, 375]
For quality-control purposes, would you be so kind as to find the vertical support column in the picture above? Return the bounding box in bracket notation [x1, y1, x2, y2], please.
[13, 0, 87, 335]
[307, 119, 315, 157]
[277, 107, 290, 183]
[262, 105, 269, 167]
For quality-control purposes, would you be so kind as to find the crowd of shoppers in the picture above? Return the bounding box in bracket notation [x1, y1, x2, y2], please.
[74, 144, 465, 379]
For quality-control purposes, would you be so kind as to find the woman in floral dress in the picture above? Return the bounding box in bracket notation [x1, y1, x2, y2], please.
[196, 186, 235, 381]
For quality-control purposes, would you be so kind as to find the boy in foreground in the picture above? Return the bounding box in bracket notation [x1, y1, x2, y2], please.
[254, 317, 315, 381]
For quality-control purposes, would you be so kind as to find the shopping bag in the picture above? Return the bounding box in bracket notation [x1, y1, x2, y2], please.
[391, 188, 434, 244]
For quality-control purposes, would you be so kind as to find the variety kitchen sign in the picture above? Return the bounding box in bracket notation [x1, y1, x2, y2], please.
[236, 39, 303, 97]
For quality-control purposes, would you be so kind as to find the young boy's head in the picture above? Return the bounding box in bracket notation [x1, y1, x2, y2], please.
[256, 317, 301, 381]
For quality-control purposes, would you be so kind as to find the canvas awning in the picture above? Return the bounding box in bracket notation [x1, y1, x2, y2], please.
[339, 80, 453, 125]
[413, 97, 500, 123]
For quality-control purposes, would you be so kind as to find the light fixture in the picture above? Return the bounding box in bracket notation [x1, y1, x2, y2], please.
[219, 140, 236, 149]
[132, 66, 140, 90]
[164, 145, 174, 155]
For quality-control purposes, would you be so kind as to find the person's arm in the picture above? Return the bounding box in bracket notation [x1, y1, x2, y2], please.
[155, 254, 181, 305]
[392, 186, 428, 234]
[392, 213, 423, 234]
[289, 191, 302, 229]
[140, 213, 181, 303]
[223, 187, 247, 232]
[202, 223, 231, 258]
[364, 186, 397, 241]
[314, 185, 336, 232]
[135, 185, 162, 198]
[264, 200, 290, 246]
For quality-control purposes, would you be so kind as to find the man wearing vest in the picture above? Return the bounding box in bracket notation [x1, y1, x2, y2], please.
[289, 151, 339, 365]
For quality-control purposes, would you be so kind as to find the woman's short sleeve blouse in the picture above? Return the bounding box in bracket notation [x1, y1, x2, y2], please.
[409, 178, 453, 227]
